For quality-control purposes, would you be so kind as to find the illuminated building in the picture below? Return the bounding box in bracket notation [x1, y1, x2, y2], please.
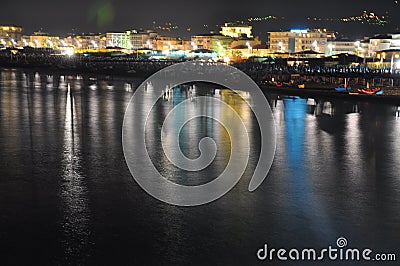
[130, 30, 157, 49]
[230, 37, 260, 49]
[326, 40, 358, 56]
[268, 29, 327, 54]
[28, 31, 60, 48]
[372, 50, 400, 71]
[367, 34, 400, 57]
[154, 36, 191, 51]
[191, 34, 232, 53]
[106, 31, 131, 49]
[0, 25, 23, 47]
[64, 33, 104, 50]
[228, 44, 269, 61]
[358, 40, 369, 58]
[220, 23, 253, 38]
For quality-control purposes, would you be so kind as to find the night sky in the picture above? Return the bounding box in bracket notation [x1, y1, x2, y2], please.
[1, 0, 400, 39]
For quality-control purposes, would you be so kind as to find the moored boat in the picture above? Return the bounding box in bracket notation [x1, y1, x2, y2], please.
[335, 78, 351, 92]
[357, 82, 383, 95]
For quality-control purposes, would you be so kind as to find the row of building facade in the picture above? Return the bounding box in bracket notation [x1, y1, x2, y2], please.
[1, 24, 400, 61]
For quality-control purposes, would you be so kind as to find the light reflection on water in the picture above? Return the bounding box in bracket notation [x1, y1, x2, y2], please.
[60, 83, 90, 261]
[0, 69, 399, 265]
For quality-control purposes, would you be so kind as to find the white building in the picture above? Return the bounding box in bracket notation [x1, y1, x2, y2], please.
[106, 31, 131, 49]
[130, 30, 157, 49]
[367, 34, 400, 57]
[268, 29, 327, 54]
[326, 40, 357, 56]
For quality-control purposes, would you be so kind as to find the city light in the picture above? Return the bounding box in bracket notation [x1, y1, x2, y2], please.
[0, 18, 399, 63]
[278, 41, 285, 52]
[190, 41, 197, 50]
[246, 41, 251, 49]
[64, 47, 74, 57]
[313, 40, 318, 51]
[290, 29, 308, 34]
[146, 40, 152, 49]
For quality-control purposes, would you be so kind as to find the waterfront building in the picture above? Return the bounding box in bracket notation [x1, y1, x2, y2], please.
[64, 33, 104, 50]
[355, 39, 370, 58]
[130, 30, 157, 49]
[28, 31, 60, 48]
[326, 39, 357, 56]
[228, 44, 269, 61]
[250, 44, 270, 57]
[268, 29, 327, 54]
[220, 23, 253, 38]
[106, 31, 131, 50]
[229, 37, 261, 50]
[367, 34, 400, 57]
[191, 34, 232, 57]
[0, 25, 23, 47]
[154, 36, 191, 51]
[371, 49, 400, 71]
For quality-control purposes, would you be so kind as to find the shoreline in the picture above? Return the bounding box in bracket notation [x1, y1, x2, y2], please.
[2, 63, 400, 104]
[259, 85, 400, 104]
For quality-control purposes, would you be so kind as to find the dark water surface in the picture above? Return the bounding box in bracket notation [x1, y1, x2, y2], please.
[0, 68, 399, 265]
